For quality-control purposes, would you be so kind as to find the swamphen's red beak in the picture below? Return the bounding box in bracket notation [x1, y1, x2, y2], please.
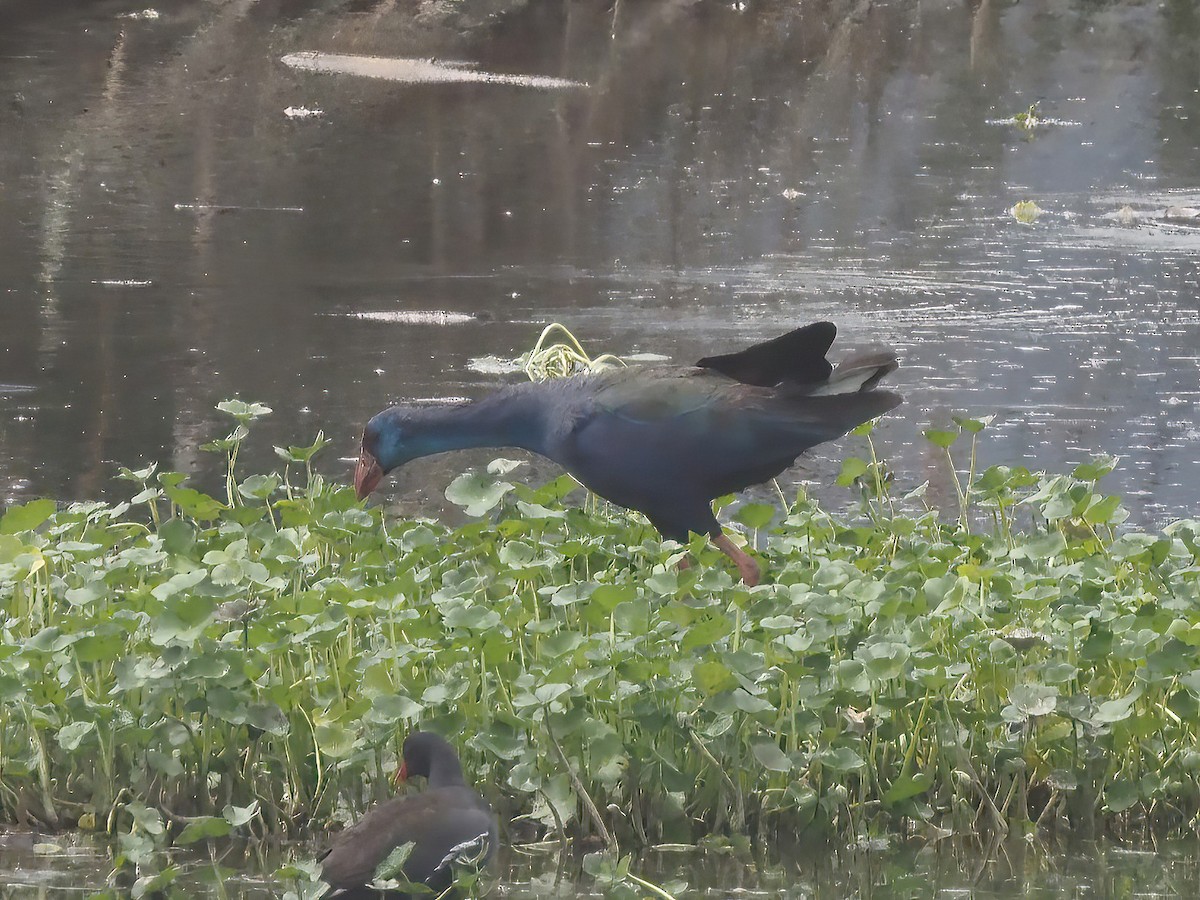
[393, 760, 409, 786]
[354, 446, 383, 500]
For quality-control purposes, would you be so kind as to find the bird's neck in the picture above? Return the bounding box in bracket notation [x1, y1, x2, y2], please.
[426, 753, 467, 788]
[417, 383, 551, 457]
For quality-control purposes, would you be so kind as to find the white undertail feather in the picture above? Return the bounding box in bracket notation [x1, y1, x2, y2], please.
[810, 350, 899, 396]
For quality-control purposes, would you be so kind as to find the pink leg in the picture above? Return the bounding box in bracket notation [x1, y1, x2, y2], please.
[713, 532, 761, 587]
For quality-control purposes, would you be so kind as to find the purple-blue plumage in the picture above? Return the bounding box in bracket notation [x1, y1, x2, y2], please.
[355, 322, 901, 584]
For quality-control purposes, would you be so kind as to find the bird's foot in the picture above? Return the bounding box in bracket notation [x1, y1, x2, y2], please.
[713, 533, 761, 587]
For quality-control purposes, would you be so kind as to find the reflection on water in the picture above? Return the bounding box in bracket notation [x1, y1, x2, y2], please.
[1, 830, 1198, 897]
[0, 0, 1198, 526]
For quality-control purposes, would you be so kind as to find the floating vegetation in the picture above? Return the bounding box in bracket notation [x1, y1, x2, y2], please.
[283, 106, 325, 120]
[1116, 205, 1139, 227]
[520, 323, 625, 382]
[280, 53, 587, 90]
[173, 203, 305, 214]
[468, 355, 524, 376]
[623, 352, 672, 364]
[471, 324, 630, 380]
[1011, 200, 1043, 225]
[1108, 204, 1200, 229]
[987, 102, 1080, 134]
[1014, 103, 1041, 133]
[348, 310, 481, 325]
[1, 403, 1199, 894]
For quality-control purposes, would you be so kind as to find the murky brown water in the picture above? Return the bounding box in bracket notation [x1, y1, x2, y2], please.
[2, 0, 1199, 525]
[2, 829, 1199, 897]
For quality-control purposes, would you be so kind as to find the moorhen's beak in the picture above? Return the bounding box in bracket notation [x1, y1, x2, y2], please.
[354, 446, 383, 500]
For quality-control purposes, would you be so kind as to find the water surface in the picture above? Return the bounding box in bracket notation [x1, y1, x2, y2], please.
[2, 830, 1199, 898]
[1, 0, 1198, 521]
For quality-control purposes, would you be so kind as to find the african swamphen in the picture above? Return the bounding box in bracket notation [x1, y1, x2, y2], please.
[355, 321, 900, 585]
[319, 731, 497, 898]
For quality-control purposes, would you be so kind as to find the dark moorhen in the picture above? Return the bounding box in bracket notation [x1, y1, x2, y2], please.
[320, 731, 497, 898]
[355, 321, 901, 586]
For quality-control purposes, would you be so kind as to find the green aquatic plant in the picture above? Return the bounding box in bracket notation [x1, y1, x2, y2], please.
[1011, 200, 1043, 224]
[1014, 102, 1041, 132]
[0, 400, 1199, 886]
[520, 322, 625, 382]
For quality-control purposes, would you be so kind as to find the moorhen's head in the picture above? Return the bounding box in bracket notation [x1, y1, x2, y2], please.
[397, 731, 466, 788]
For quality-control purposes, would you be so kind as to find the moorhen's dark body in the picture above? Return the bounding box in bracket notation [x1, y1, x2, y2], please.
[355, 322, 901, 585]
[320, 732, 497, 898]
